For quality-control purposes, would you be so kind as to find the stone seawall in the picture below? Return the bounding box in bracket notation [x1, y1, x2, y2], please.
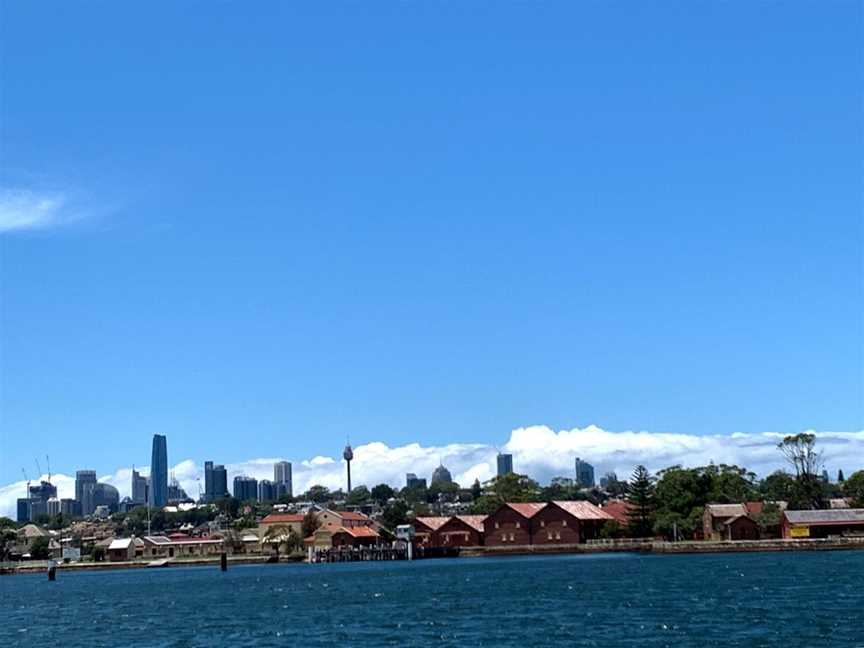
[461, 536, 864, 558]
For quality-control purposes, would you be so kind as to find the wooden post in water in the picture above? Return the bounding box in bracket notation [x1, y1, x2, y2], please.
[220, 552, 227, 572]
[47, 563, 56, 581]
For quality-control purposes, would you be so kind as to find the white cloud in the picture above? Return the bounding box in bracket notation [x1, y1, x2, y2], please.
[2, 426, 862, 519]
[0, 189, 69, 233]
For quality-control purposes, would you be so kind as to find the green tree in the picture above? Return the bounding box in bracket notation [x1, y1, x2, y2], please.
[471, 478, 482, 499]
[598, 520, 623, 539]
[345, 486, 371, 506]
[370, 483, 395, 506]
[541, 477, 581, 501]
[759, 470, 798, 502]
[753, 502, 782, 536]
[625, 465, 656, 537]
[381, 500, 409, 531]
[303, 485, 331, 504]
[470, 473, 541, 514]
[778, 433, 824, 509]
[301, 510, 320, 538]
[843, 470, 864, 507]
[30, 536, 51, 560]
[0, 526, 17, 560]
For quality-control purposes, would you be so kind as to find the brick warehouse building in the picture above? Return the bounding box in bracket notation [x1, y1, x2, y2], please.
[532, 501, 614, 545]
[436, 515, 486, 547]
[414, 516, 450, 547]
[484, 503, 546, 546]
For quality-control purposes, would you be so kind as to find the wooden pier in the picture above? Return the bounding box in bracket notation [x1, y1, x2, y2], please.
[310, 544, 409, 563]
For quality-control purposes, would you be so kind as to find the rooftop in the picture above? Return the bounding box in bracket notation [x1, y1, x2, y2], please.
[552, 500, 614, 520]
[784, 509, 864, 525]
[414, 516, 450, 531]
[504, 502, 547, 519]
[261, 513, 306, 524]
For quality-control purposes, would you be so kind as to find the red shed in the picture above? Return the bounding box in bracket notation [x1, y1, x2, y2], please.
[484, 503, 546, 546]
[437, 515, 486, 547]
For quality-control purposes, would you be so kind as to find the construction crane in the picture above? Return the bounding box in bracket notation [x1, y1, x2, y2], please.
[21, 468, 31, 494]
[34, 457, 42, 481]
[46, 455, 52, 484]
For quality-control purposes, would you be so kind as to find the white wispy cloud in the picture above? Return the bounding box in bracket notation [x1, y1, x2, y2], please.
[0, 188, 74, 233]
[2, 426, 861, 519]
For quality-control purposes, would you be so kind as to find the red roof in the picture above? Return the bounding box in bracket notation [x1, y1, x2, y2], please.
[552, 500, 614, 521]
[338, 526, 380, 539]
[415, 516, 449, 531]
[505, 502, 547, 518]
[261, 514, 305, 524]
[600, 500, 632, 525]
[331, 510, 370, 522]
[453, 515, 487, 533]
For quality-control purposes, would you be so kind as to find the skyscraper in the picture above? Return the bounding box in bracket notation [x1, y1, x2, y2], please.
[204, 461, 228, 501]
[575, 457, 595, 488]
[497, 453, 514, 476]
[258, 479, 276, 502]
[233, 476, 258, 501]
[149, 434, 168, 508]
[131, 469, 148, 505]
[76, 470, 97, 515]
[274, 461, 292, 499]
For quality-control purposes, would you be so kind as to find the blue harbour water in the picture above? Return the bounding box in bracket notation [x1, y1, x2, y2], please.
[2, 551, 863, 647]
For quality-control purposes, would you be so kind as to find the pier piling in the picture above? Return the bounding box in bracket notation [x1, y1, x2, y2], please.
[220, 552, 227, 571]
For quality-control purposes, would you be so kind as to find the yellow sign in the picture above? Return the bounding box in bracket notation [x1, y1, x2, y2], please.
[790, 526, 810, 538]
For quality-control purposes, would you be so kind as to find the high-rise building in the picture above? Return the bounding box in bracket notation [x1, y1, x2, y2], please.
[76, 470, 98, 516]
[28, 481, 58, 520]
[167, 476, 189, 503]
[131, 469, 148, 505]
[149, 434, 169, 507]
[92, 483, 120, 512]
[233, 476, 258, 501]
[47, 497, 61, 516]
[204, 461, 228, 501]
[599, 472, 618, 489]
[406, 473, 427, 490]
[497, 453, 514, 477]
[575, 457, 595, 488]
[17, 498, 31, 523]
[60, 498, 79, 516]
[274, 461, 292, 498]
[258, 479, 276, 502]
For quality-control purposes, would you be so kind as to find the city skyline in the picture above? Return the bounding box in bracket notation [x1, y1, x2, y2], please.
[2, 424, 862, 519]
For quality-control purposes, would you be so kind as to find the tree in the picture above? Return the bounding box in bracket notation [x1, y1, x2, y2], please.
[541, 477, 581, 502]
[301, 510, 320, 539]
[382, 500, 409, 531]
[598, 520, 623, 539]
[30, 536, 51, 560]
[753, 502, 783, 536]
[370, 483, 395, 506]
[303, 485, 331, 504]
[0, 526, 16, 561]
[345, 486, 371, 506]
[470, 473, 541, 514]
[471, 479, 482, 500]
[759, 471, 798, 502]
[778, 433, 824, 509]
[625, 465, 656, 537]
[843, 470, 864, 507]
[837, 469, 845, 483]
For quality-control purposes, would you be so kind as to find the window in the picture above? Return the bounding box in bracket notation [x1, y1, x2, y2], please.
[547, 532, 552, 540]
[509, 533, 515, 541]
[464, 533, 469, 542]
[501, 534, 507, 542]
[515, 521, 520, 529]
[540, 520, 545, 528]
[562, 520, 567, 527]
[494, 522, 499, 529]
[555, 532, 561, 540]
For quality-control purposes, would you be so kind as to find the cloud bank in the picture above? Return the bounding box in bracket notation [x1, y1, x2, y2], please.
[2, 425, 861, 519]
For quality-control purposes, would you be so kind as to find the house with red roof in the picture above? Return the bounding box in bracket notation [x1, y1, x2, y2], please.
[413, 516, 450, 547]
[483, 502, 546, 546]
[436, 515, 486, 547]
[532, 501, 614, 545]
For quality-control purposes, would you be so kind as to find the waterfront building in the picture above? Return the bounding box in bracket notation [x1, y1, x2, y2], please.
[532, 501, 613, 544]
[233, 475, 258, 501]
[258, 513, 306, 540]
[413, 516, 449, 547]
[258, 479, 276, 502]
[131, 469, 148, 505]
[406, 473, 427, 490]
[431, 463, 453, 486]
[138, 535, 224, 560]
[496, 453, 514, 477]
[574, 457, 595, 488]
[149, 434, 169, 508]
[703, 502, 779, 541]
[599, 499, 632, 526]
[274, 461, 293, 498]
[483, 502, 545, 546]
[437, 515, 486, 547]
[204, 461, 228, 502]
[782, 508, 864, 539]
[75, 470, 98, 515]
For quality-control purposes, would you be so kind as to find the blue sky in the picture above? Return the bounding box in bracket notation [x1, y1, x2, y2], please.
[1, 3, 862, 487]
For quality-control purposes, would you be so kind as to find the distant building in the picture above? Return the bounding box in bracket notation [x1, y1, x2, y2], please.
[233, 476, 258, 501]
[258, 479, 276, 502]
[76, 470, 98, 516]
[274, 461, 292, 499]
[60, 498, 79, 517]
[431, 464, 453, 486]
[17, 498, 31, 523]
[28, 481, 58, 520]
[204, 461, 228, 502]
[167, 477, 189, 503]
[406, 473, 427, 490]
[496, 453, 514, 477]
[92, 483, 120, 513]
[149, 434, 169, 508]
[599, 472, 617, 489]
[131, 469, 148, 505]
[46, 497, 61, 517]
[782, 508, 864, 539]
[574, 458, 595, 488]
